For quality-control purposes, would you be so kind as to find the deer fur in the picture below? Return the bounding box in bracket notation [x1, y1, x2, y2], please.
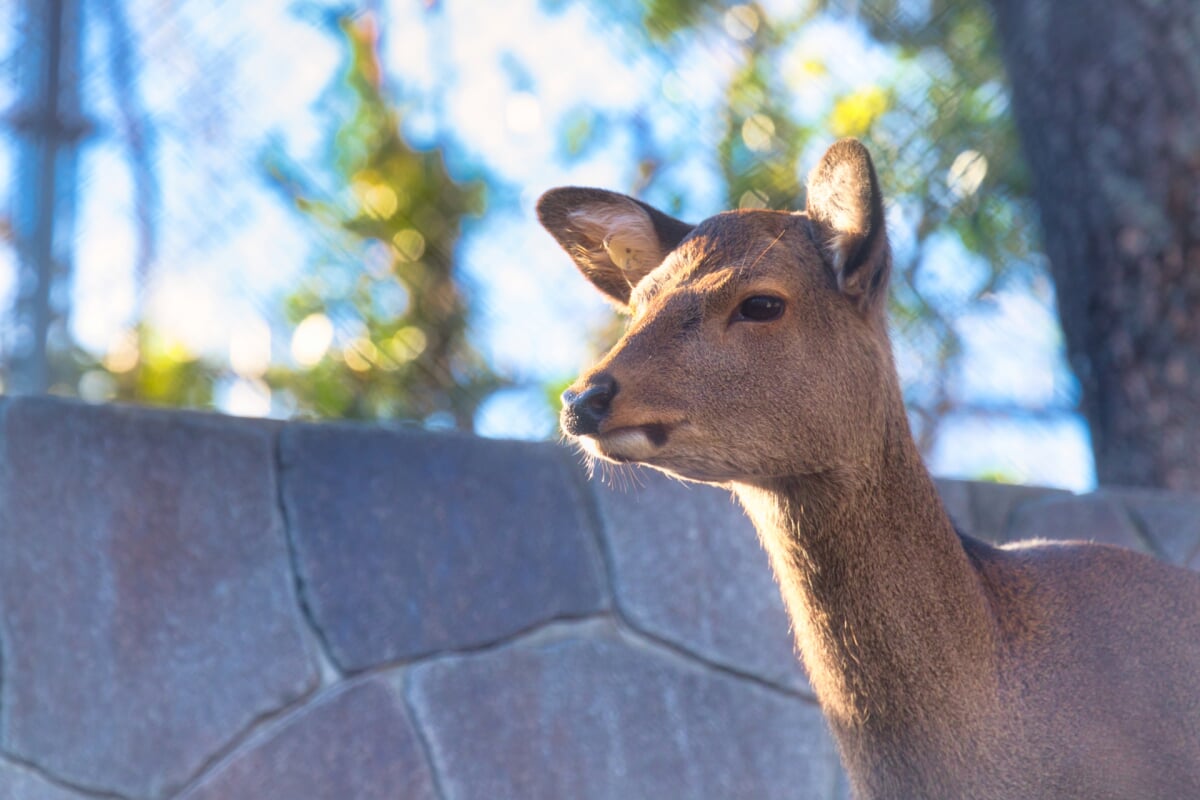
[539, 138, 1200, 800]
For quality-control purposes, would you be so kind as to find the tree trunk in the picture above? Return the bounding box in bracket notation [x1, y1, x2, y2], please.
[987, 0, 1200, 490]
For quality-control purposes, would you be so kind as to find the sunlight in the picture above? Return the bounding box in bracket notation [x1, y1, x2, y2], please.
[291, 313, 333, 367]
[723, 5, 760, 41]
[388, 326, 427, 362]
[505, 91, 542, 135]
[947, 149, 988, 199]
[103, 329, 140, 374]
[147, 276, 223, 355]
[741, 113, 776, 152]
[392, 229, 425, 262]
[225, 377, 272, 417]
[229, 318, 271, 379]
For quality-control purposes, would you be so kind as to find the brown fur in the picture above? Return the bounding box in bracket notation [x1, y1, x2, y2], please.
[539, 139, 1200, 799]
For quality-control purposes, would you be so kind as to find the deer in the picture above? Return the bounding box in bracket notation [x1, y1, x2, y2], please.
[538, 139, 1200, 800]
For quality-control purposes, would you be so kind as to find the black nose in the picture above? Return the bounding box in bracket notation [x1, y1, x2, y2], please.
[561, 375, 617, 436]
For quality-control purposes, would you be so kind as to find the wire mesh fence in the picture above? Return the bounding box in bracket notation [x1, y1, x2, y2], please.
[0, 0, 1093, 488]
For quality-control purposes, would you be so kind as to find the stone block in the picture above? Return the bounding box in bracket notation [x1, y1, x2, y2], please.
[969, 482, 1071, 543]
[590, 469, 809, 693]
[180, 677, 437, 800]
[0, 758, 93, 800]
[933, 478, 972, 530]
[280, 425, 606, 671]
[0, 398, 319, 799]
[1009, 494, 1148, 553]
[408, 620, 842, 800]
[1102, 488, 1200, 567]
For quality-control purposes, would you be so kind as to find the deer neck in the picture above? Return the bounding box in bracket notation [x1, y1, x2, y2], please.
[732, 416, 1000, 760]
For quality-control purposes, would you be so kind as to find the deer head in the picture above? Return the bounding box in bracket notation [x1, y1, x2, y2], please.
[540, 139, 898, 485]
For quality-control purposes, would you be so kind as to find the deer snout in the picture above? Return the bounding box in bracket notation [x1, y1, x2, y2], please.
[560, 374, 618, 437]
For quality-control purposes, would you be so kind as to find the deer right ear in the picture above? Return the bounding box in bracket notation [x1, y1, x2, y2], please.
[537, 187, 693, 310]
[805, 139, 891, 312]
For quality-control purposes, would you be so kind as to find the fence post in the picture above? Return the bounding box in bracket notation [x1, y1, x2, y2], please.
[7, 0, 89, 394]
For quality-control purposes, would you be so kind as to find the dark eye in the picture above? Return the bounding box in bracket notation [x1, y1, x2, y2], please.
[736, 295, 785, 322]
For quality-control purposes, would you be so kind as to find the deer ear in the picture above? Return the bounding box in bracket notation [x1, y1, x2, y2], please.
[805, 139, 891, 311]
[537, 187, 693, 310]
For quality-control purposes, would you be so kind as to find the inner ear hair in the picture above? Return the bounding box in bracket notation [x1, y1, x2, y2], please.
[568, 204, 663, 276]
[805, 139, 890, 309]
[537, 187, 694, 308]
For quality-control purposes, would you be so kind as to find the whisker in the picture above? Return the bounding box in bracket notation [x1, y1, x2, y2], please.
[724, 227, 786, 278]
[617, 462, 647, 493]
[748, 228, 788, 271]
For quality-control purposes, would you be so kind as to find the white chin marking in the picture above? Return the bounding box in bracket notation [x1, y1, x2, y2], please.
[582, 429, 657, 462]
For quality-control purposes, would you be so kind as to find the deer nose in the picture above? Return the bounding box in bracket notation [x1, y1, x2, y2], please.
[561, 375, 618, 436]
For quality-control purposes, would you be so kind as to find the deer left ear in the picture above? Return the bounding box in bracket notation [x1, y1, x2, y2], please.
[537, 187, 693, 311]
[805, 139, 891, 312]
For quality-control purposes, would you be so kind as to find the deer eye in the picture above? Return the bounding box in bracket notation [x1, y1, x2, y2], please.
[736, 295, 785, 322]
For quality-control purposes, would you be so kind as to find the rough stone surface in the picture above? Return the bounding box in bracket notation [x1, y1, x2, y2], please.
[180, 677, 438, 800]
[934, 478, 973, 530]
[1106, 489, 1200, 566]
[1009, 494, 1149, 553]
[408, 620, 842, 800]
[0, 758, 93, 800]
[591, 469, 809, 693]
[0, 398, 319, 799]
[968, 482, 1072, 543]
[0, 398, 1197, 798]
[281, 424, 607, 671]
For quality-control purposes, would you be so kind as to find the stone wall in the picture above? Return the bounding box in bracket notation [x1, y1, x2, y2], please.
[0, 397, 1196, 799]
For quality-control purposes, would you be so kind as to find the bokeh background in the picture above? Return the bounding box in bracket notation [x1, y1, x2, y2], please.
[0, 0, 1112, 489]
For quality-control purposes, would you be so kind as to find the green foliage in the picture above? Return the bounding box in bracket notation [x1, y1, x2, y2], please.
[643, 0, 712, 39]
[716, 9, 809, 211]
[974, 468, 1021, 485]
[827, 0, 1039, 448]
[64, 326, 219, 409]
[576, 0, 1042, 453]
[114, 329, 217, 407]
[264, 14, 503, 427]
